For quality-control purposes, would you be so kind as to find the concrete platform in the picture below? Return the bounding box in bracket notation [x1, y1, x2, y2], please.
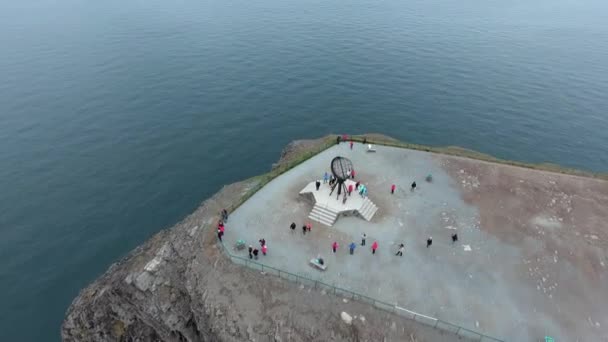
[299, 179, 378, 226]
[223, 142, 608, 342]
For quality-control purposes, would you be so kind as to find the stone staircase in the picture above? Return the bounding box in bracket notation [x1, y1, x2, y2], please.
[359, 198, 378, 221]
[308, 203, 339, 226]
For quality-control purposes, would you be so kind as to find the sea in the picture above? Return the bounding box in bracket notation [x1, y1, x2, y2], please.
[0, 0, 607, 340]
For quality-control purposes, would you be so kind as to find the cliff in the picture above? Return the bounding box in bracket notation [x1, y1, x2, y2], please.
[61, 135, 456, 342]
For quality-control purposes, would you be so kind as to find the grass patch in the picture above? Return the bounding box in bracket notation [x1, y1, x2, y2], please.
[227, 134, 607, 213]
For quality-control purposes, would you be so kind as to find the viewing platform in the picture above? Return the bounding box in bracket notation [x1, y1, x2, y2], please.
[299, 179, 378, 226]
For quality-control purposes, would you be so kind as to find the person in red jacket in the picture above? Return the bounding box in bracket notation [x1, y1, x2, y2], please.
[350, 141, 354, 150]
[332, 241, 339, 253]
[351, 169, 356, 179]
[348, 184, 353, 196]
[391, 184, 396, 194]
[372, 241, 378, 254]
[262, 244, 268, 256]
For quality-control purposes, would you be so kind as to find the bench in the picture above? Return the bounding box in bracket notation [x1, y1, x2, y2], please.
[309, 258, 327, 271]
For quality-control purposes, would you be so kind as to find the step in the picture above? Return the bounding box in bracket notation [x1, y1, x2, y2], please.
[311, 204, 338, 218]
[358, 200, 377, 221]
[308, 213, 335, 226]
[310, 207, 337, 222]
[309, 205, 338, 226]
[364, 206, 378, 220]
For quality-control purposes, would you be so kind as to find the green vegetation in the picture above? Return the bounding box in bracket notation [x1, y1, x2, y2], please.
[227, 134, 607, 213]
[348, 134, 608, 180]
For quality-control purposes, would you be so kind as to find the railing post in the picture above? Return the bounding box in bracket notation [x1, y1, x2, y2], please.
[434, 319, 439, 328]
[456, 327, 461, 335]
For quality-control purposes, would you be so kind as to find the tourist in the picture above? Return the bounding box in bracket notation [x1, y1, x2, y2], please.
[411, 181, 417, 191]
[372, 241, 378, 254]
[452, 233, 458, 244]
[315, 180, 321, 191]
[217, 228, 223, 241]
[355, 181, 360, 191]
[347, 169, 351, 179]
[363, 137, 367, 144]
[302, 225, 307, 235]
[351, 169, 356, 179]
[396, 243, 404, 256]
[391, 184, 396, 194]
[337, 136, 341, 144]
[248, 245, 253, 259]
[350, 141, 354, 150]
[253, 248, 259, 260]
[361, 233, 367, 246]
[323, 172, 329, 183]
[259, 238, 266, 247]
[290, 222, 296, 231]
[349, 242, 356, 255]
[306, 222, 312, 232]
[221, 209, 229, 222]
[348, 184, 353, 196]
[426, 236, 433, 248]
[262, 244, 267, 256]
[332, 241, 339, 253]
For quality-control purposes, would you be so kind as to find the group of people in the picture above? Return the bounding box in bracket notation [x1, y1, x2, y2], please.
[328, 232, 460, 257]
[389, 181, 417, 195]
[329, 233, 379, 255]
[290, 221, 312, 235]
[248, 238, 268, 260]
[217, 209, 229, 241]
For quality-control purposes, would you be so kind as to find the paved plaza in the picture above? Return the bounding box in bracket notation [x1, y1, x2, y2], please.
[223, 142, 608, 341]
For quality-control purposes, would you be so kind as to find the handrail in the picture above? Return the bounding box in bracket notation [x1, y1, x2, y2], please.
[218, 241, 504, 342]
[214, 135, 505, 342]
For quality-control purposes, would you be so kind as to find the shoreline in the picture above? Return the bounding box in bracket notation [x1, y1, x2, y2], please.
[62, 134, 607, 342]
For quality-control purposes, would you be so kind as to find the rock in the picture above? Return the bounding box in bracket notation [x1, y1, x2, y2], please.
[61, 134, 519, 342]
[341, 312, 353, 325]
[134, 272, 154, 292]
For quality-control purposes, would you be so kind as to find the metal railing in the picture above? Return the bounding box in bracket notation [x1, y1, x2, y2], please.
[217, 135, 505, 342]
[218, 242, 504, 342]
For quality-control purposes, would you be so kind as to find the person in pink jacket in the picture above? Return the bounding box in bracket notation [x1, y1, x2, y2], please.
[261, 244, 268, 256]
[332, 241, 339, 253]
[372, 241, 378, 254]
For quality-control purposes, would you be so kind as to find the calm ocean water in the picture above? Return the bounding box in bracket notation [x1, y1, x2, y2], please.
[1, 0, 607, 340]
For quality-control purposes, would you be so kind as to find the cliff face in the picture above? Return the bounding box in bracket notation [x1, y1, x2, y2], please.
[62, 136, 454, 342]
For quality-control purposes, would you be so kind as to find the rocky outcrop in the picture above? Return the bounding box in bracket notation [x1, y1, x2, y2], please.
[61, 136, 465, 342]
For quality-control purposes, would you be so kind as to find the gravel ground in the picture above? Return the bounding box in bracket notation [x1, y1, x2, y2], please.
[225, 142, 608, 341]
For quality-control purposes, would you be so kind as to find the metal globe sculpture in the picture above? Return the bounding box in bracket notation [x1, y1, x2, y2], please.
[331, 156, 353, 181]
[329, 156, 353, 200]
